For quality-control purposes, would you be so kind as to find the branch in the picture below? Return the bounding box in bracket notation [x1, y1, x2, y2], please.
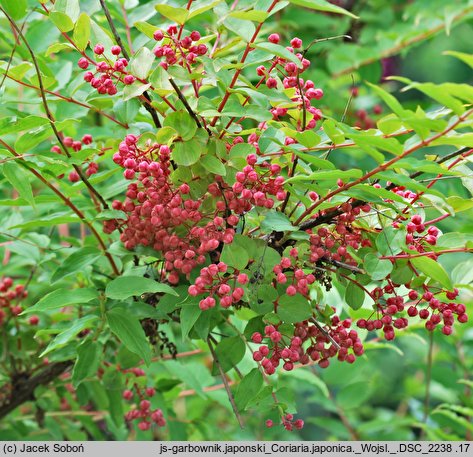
[0, 6, 110, 211]
[207, 337, 244, 429]
[0, 361, 72, 420]
[0, 139, 120, 276]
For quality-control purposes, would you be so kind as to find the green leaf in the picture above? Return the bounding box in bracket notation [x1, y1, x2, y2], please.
[180, 303, 202, 339]
[261, 212, 298, 232]
[220, 243, 249, 270]
[50, 11, 74, 32]
[288, 0, 357, 18]
[229, 10, 268, 22]
[443, 50, 473, 69]
[155, 4, 189, 24]
[163, 111, 197, 141]
[130, 47, 155, 80]
[172, 140, 201, 166]
[40, 315, 99, 357]
[364, 253, 393, 280]
[123, 82, 152, 101]
[345, 281, 365, 310]
[2, 0, 27, 20]
[410, 257, 453, 289]
[72, 340, 101, 387]
[24, 288, 99, 314]
[105, 276, 178, 300]
[2, 162, 34, 207]
[107, 308, 152, 365]
[253, 42, 303, 69]
[277, 294, 312, 323]
[337, 382, 372, 409]
[376, 226, 406, 256]
[54, 0, 80, 22]
[51, 247, 101, 283]
[73, 13, 90, 51]
[200, 155, 226, 176]
[234, 368, 263, 411]
[213, 336, 246, 373]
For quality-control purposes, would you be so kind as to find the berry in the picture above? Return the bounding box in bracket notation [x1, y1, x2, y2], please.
[94, 44, 105, 55]
[111, 45, 122, 55]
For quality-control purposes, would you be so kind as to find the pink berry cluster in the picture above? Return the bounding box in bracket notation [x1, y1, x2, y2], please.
[50, 134, 98, 182]
[258, 34, 323, 130]
[273, 249, 316, 297]
[188, 263, 249, 310]
[152, 25, 207, 70]
[251, 317, 364, 375]
[266, 414, 304, 431]
[79, 44, 135, 96]
[104, 135, 237, 284]
[0, 277, 31, 326]
[105, 134, 289, 287]
[357, 284, 468, 339]
[123, 385, 166, 431]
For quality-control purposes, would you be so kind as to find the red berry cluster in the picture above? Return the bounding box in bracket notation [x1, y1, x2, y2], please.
[251, 316, 364, 375]
[123, 385, 166, 431]
[152, 26, 207, 70]
[357, 285, 468, 339]
[308, 202, 372, 264]
[188, 262, 249, 310]
[273, 249, 316, 297]
[258, 34, 323, 130]
[266, 414, 304, 431]
[0, 277, 28, 326]
[404, 215, 439, 252]
[104, 135, 237, 285]
[80, 44, 134, 96]
[229, 153, 286, 209]
[51, 134, 98, 182]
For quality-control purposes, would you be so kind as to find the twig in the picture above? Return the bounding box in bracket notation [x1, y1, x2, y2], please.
[207, 337, 244, 428]
[0, 6, 110, 211]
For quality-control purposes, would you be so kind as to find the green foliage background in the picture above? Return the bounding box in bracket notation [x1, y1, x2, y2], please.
[0, 0, 472, 441]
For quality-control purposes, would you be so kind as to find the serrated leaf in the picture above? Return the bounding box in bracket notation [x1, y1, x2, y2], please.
[107, 308, 152, 365]
[105, 276, 178, 300]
